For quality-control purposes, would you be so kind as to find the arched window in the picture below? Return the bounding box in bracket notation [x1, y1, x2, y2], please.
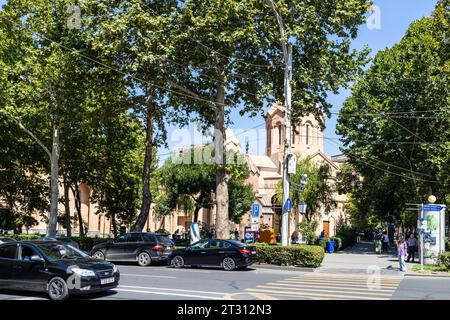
[306, 124, 310, 145]
[278, 124, 283, 145]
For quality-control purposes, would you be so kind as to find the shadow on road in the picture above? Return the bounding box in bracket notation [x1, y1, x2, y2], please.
[0, 289, 118, 300]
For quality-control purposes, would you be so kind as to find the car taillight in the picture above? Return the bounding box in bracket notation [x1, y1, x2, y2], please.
[237, 249, 251, 255]
[152, 244, 164, 251]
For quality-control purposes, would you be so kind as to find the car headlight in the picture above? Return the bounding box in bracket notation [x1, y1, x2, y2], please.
[113, 264, 118, 273]
[71, 268, 96, 277]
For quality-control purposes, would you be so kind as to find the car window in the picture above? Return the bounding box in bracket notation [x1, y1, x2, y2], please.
[0, 244, 18, 259]
[209, 240, 222, 248]
[37, 243, 88, 261]
[156, 235, 172, 244]
[190, 240, 209, 249]
[20, 245, 41, 261]
[221, 241, 232, 248]
[142, 234, 157, 242]
[224, 240, 244, 248]
[128, 233, 142, 242]
[115, 234, 128, 243]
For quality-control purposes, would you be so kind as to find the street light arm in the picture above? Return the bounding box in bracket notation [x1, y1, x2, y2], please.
[0, 110, 52, 158]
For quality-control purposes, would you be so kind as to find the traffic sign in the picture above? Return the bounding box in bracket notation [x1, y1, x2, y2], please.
[423, 204, 444, 212]
[285, 198, 292, 211]
[251, 223, 259, 232]
[251, 203, 260, 218]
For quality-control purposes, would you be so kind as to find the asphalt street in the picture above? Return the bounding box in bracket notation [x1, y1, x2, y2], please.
[1, 262, 449, 300]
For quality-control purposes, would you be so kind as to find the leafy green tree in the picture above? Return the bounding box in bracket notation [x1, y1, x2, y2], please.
[277, 156, 336, 221]
[154, 146, 254, 228]
[173, 0, 370, 238]
[337, 1, 450, 227]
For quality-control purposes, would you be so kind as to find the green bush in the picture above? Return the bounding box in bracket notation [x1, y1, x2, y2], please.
[0, 234, 42, 241]
[335, 226, 357, 249]
[0, 234, 112, 251]
[437, 252, 450, 271]
[255, 244, 324, 268]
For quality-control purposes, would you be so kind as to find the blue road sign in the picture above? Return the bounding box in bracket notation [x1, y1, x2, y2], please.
[423, 204, 444, 212]
[252, 204, 260, 218]
[285, 198, 293, 211]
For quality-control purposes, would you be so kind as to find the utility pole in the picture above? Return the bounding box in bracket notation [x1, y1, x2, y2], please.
[281, 45, 293, 246]
[265, 0, 293, 247]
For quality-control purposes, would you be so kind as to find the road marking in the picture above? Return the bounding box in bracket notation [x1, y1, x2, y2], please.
[244, 288, 389, 300]
[243, 273, 403, 300]
[118, 285, 226, 295]
[121, 273, 177, 279]
[255, 285, 393, 297]
[265, 282, 397, 292]
[275, 279, 400, 289]
[115, 288, 223, 300]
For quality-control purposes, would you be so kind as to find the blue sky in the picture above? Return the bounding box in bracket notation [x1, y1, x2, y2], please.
[0, 0, 438, 164]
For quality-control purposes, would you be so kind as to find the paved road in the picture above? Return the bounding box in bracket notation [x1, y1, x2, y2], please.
[2, 263, 447, 300]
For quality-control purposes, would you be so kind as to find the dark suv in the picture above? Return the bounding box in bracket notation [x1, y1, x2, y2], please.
[90, 232, 174, 266]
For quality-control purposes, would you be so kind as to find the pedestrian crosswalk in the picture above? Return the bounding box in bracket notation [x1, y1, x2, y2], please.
[244, 273, 404, 300]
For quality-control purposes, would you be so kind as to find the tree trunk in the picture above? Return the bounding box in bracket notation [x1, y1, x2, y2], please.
[214, 77, 230, 239]
[111, 211, 118, 237]
[47, 125, 59, 237]
[63, 180, 71, 237]
[133, 86, 154, 231]
[193, 206, 201, 223]
[72, 184, 84, 237]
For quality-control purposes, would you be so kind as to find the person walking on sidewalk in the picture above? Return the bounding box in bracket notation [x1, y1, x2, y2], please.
[407, 233, 417, 263]
[397, 237, 408, 272]
[382, 231, 389, 253]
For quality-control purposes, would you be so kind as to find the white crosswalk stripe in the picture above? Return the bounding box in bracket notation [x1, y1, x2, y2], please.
[244, 273, 404, 300]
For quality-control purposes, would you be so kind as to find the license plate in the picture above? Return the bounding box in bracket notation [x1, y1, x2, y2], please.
[251, 251, 257, 254]
[165, 246, 172, 250]
[100, 277, 115, 285]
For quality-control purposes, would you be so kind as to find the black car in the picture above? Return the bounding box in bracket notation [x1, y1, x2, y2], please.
[90, 232, 174, 266]
[169, 239, 259, 271]
[41, 236, 80, 249]
[0, 241, 120, 300]
[0, 237, 16, 244]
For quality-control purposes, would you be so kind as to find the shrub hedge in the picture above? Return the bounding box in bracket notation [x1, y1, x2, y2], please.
[254, 243, 324, 267]
[437, 252, 450, 271]
[0, 234, 112, 251]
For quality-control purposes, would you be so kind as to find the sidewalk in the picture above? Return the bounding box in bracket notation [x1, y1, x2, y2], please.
[317, 241, 404, 275]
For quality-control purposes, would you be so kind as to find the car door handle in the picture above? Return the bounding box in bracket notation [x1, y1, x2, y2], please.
[200, 251, 207, 254]
[218, 251, 225, 253]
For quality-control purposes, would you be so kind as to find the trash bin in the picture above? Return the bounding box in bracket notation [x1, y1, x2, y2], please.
[326, 241, 335, 253]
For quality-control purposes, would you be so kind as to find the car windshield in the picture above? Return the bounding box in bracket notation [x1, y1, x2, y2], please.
[37, 243, 89, 261]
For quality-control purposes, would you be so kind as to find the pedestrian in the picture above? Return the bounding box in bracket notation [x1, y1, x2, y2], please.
[320, 230, 325, 239]
[397, 237, 408, 272]
[407, 233, 417, 263]
[382, 231, 389, 253]
[234, 230, 241, 241]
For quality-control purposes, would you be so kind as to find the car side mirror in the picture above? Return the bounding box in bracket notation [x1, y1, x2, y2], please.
[30, 255, 44, 262]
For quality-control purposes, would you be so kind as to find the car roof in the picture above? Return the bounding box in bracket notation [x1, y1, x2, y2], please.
[20, 240, 64, 245]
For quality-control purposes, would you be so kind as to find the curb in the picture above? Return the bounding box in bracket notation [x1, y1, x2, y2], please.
[253, 264, 316, 272]
[405, 272, 450, 278]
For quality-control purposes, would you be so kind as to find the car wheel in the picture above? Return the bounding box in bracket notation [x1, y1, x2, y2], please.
[172, 256, 185, 268]
[137, 252, 152, 267]
[93, 250, 105, 260]
[222, 257, 236, 271]
[48, 277, 69, 301]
